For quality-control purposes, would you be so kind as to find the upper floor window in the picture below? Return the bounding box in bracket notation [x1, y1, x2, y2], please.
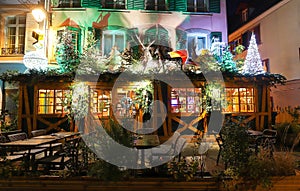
[102, 30, 125, 57]
[187, 33, 208, 57]
[2, 15, 26, 56]
[57, 0, 81, 8]
[145, 0, 167, 11]
[170, 88, 202, 113]
[241, 8, 248, 23]
[223, 88, 255, 113]
[38, 89, 70, 114]
[57, 28, 81, 53]
[101, 0, 125, 9]
[187, 0, 209, 12]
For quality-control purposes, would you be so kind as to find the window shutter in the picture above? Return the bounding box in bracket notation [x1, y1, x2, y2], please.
[169, 0, 186, 11]
[126, 28, 139, 56]
[209, 0, 220, 13]
[127, 0, 145, 10]
[81, 0, 102, 8]
[210, 32, 222, 42]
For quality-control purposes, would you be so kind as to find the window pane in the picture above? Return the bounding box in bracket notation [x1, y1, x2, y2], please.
[171, 87, 202, 113]
[18, 16, 26, 24]
[115, 34, 124, 51]
[104, 34, 113, 56]
[7, 17, 16, 24]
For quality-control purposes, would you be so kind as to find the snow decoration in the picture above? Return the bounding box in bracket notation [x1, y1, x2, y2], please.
[242, 33, 265, 75]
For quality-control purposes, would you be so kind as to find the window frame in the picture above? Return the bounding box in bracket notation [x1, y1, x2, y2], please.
[223, 87, 255, 113]
[90, 88, 112, 118]
[101, 0, 125, 9]
[38, 88, 71, 115]
[102, 30, 126, 57]
[145, 0, 167, 11]
[187, 32, 209, 58]
[3, 14, 26, 55]
[187, 0, 209, 12]
[170, 87, 203, 114]
[57, 0, 82, 8]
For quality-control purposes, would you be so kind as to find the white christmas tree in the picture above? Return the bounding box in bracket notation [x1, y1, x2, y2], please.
[242, 33, 265, 75]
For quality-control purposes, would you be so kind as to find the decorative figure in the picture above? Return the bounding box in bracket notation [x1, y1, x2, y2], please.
[93, 12, 111, 29]
[135, 34, 156, 72]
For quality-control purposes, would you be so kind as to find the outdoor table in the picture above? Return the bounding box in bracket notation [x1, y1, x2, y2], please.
[51, 132, 80, 141]
[133, 134, 160, 168]
[0, 138, 59, 170]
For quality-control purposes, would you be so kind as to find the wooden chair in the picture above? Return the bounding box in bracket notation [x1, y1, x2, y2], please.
[0, 135, 25, 163]
[31, 129, 47, 137]
[6, 132, 47, 164]
[35, 151, 71, 172]
[64, 137, 82, 167]
[31, 129, 63, 155]
[151, 135, 187, 162]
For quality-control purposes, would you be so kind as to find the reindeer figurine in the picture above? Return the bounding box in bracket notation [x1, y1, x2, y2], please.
[135, 34, 156, 72]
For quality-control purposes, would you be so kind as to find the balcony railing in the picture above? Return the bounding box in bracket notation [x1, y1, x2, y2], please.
[1, 47, 24, 56]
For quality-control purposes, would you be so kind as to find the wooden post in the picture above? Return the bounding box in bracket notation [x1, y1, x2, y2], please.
[17, 85, 23, 130]
[23, 86, 32, 134]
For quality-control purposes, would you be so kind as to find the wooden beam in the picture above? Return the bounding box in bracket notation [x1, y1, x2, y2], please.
[17, 85, 23, 130]
[23, 86, 32, 134]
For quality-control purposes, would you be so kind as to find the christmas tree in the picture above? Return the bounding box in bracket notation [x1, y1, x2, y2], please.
[242, 33, 265, 75]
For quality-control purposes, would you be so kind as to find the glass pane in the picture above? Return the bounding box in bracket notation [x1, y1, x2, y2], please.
[18, 16, 26, 24]
[197, 37, 206, 50]
[7, 17, 16, 24]
[115, 34, 124, 52]
[104, 34, 113, 56]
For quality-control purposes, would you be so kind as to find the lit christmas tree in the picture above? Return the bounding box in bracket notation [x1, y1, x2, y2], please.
[242, 33, 265, 75]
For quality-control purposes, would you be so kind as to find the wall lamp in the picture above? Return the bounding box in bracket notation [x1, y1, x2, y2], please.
[32, 8, 46, 23]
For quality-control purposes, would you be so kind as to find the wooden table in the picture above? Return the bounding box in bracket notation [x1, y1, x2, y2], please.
[133, 135, 160, 168]
[0, 138, 59, 170]
[32, 132, 80, 141]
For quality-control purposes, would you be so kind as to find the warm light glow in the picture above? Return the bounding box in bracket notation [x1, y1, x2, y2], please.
[32, 8, 46, 23]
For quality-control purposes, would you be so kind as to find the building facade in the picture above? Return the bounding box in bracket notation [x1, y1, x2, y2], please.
[228, 0, 300, 123]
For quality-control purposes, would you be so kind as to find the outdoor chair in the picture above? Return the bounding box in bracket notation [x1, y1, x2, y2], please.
[0, 135, 25, 163]
[6, 132, 47, 164]
[63, 137, 82, 168]
[31, 129, 47, 137]
[257, 129, 277, 155]
[150, 131, 181, 159]
[151, 135, 187, 162]
[31, 129, 63, 155]
[35, 150, 71, 172]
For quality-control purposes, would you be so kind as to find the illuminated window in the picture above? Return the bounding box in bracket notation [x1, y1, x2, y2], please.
[102, 0, 125, 9]
[171, 88, 202, 113]
[145, 0, 167, 11]
[91, 89, 111, 117]
[187, 0, 209, 12]
[38, 89, 70, 114]
[2, 15, 26, 55]
[224, 88, 255, 113]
